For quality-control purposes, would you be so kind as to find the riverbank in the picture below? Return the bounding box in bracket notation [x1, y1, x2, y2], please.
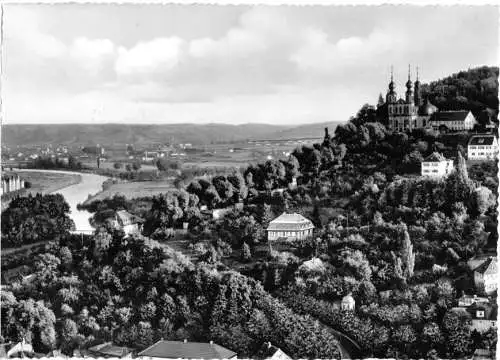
[1, 171, 82, 211]
[17, 171, 82, 195]
[5, 169, 109, 232]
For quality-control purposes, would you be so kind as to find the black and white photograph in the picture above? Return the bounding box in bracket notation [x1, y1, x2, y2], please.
[0, 2, 498, 359]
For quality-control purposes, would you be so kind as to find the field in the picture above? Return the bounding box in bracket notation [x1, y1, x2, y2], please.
[15, 171, 82, 195]
[82, 180, 176, 203]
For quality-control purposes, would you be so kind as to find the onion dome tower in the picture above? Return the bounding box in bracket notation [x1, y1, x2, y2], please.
[405, 64, 414, 104]
[419, 98, 438, 116]
[414, 66, 422, 106]
[386, 66, 397, 104]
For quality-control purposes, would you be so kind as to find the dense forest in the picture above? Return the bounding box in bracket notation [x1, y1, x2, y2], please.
[422, 66, 499, 121]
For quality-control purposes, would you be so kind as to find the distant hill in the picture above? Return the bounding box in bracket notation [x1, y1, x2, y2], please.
[263, 121, 342, 141]
[1, 121, 343, 147]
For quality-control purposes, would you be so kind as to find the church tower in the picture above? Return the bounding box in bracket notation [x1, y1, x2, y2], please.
[405, 65, 414, 104]
[386, 66, 397, 104]
[414, 66, 422, 106]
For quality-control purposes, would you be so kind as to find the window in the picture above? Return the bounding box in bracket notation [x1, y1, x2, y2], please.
[477, 310, 485, 318]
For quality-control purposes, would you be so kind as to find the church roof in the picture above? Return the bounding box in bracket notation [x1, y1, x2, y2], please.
[430, 110, 471, 122]
[267, 213, 314, 231]
[418, 100, 438, 115]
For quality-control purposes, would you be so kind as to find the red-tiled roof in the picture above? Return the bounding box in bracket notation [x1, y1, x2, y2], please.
[137, 340, 236, 359]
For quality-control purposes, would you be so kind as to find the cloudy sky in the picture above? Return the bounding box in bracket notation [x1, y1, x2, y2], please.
[3, 4, 498, 125]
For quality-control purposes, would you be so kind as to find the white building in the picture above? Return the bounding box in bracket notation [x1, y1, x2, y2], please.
[473, 256, 497, 295]
[421, 152, 454, 178]
[114, 210, 144, 236]
[266, 213, 314, 241]
[430, 110, 477, 132]
[255, 342, 291, 360]
[341, 294, 355, 311]
[1, 173, 25, 196]
[137, 340, 236, 360]
[468, 135, 498, 161]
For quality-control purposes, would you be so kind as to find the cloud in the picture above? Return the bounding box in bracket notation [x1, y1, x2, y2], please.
[115, 37, 185, 80]
[3, 5, 498, 125]
[70, 37, 116, 76]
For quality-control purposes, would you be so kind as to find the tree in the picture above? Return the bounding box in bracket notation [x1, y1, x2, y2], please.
[471, 186, 495, 216]
[60, 319, 78, 354]
[421, 322, 443, 354]
[59, 247, 73, 272]
[442, 310, 473, 358]
[125, 164, 132, 172]
[401, 228, 415, 279]
[2, 194, 75, 247]
[113, 162, 123, 170]
[132, 161, 141, 171]
[391, 324, 417, 355]
[241, 243, 252, 262]
[378, 93, 385, 107]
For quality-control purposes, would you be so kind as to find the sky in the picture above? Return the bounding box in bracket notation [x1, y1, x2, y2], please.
[2, 4, 498, 125]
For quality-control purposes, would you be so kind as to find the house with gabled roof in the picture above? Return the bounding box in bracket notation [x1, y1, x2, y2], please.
[0, 339, 35, 358]
[467, 302, 497, 333]
[430, 110, 477, 132]
[266, 212, 314, 241]
[457, 294, 490, 307]
[473, 348, 494, 360]
[468, 135, 498, 161]
[137, 340, 236, 360]
[473, 256, 498, 295]
[421, 152, 454, 178]
[114, 210, 144, 236]
[254, 342, 291, 360]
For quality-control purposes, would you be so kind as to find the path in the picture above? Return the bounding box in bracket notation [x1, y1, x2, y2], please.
[1, 240, 54, 256]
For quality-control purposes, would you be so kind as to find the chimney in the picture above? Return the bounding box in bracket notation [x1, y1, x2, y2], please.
[184, 339, 187, 343]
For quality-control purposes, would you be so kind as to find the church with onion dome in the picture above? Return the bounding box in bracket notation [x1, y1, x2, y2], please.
[377, 65, 477, 133]
[377, 65, 439, 132]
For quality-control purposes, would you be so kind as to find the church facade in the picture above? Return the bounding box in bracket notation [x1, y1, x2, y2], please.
[378, 66, 479, 133]
[382, 66, 439, 132]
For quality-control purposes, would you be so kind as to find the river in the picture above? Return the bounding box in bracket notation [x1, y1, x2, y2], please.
[14, 169, 108, 233]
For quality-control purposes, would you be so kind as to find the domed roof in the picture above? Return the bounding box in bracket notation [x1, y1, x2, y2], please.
[406, 78, 413, 89]
[419, 99, 438, 115]
[342, 294, 355, 304]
